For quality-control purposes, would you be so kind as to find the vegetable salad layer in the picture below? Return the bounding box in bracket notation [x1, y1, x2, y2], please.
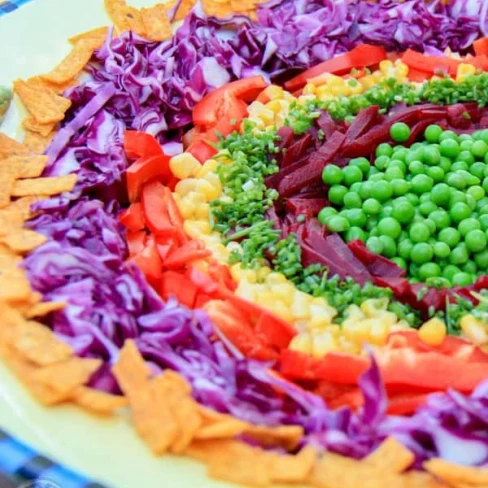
[5, 0, 488, 487]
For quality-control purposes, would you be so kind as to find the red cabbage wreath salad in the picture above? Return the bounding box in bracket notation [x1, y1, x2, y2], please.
[4, 0, 488, 486]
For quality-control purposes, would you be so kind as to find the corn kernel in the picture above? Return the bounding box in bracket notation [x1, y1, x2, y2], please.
[379, 60, 394, 74]
[343, 304, 365, 322]
[256, 266, 271, 282]
[204, 172, 222, 195]
[337, 336, 360, 355]
[248, 100, 265, 117]
[194, 202, 210, 220]
[342, 320, 371, 345]
[176, 197, 196, 219]
[262, 84, 285, 101]
[395, 61, 409, 78]
[183, 219, 211, 238]
[175, 178, 199, 197]
[316, 85, 332, 98]
[196, 160, 219, 178]
[456, 63, 476, 83]
[311, 331, 338, 358]
[460, 314, 488, 345]
[235, 281, 257, 302]
[361, 298, 389, 317]
[195, 179, 220, 201]
[302, 83, 316, 95]
[169, 153, 201, 179]
[266, 99, 289, 114]
[418, 317, 447, 346]
[289, 332, 313, 354]
[267, 299, 294, 323]
[367, 319, 390, 346]
[271, 283, 295, 307]
[307, 316, 332, 331]
[291, 291, 312, 320]
[209, 243, 230, 262]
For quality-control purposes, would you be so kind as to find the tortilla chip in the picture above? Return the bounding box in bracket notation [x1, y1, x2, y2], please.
[2, 155, 48, 179]
[12, 320, 73, 366]
[11, 174, 77, 197]
[168, 394, 202, 453]
[229, 0, 264, 12]
[104, 0, 134, 33]
[185, 439, 237, 463]
[364, 437, 415, 473]
[246, 424, 303, 451]
[0, 171, 14, 208]
[311, 452, 407, 488]
[141, 4, 173, 42]
[0, 133, 30, 159]
[23, 129, 56, 154]
[41, 39, 99, 84]
[22, 117, 56, 137]
[268, 446, 317, 483]
[202, 0, 234, 17]
[206, 439, 271, 487]
[0, 229, 47, 253]
[195, 417, 249, 440]
[0, 303, 26, 345]
[25, 301, 66, 318]
[403, 470, 450, 488]
[69, 26, 109, 49]
[14, 78, 71, 125]
[72, 386, 128, 415]
[0, 268, 33, 303]
[112, 339, 152, 395]
[0, 252, 22, 271]
[171, 0, 196, 21]
[30, 76, 78, 96]
[34, 357, 101, 395]
[424, 459, 488, 486]
[3, 195, 42, 224]
[0, 345, 70, 405]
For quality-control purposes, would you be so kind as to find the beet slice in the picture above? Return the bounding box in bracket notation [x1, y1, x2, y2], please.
[344, 105, 380, 143]
[282, 133, 314, 167]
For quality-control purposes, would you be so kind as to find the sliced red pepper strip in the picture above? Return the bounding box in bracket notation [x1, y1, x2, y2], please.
[285, 44, 387, 91]
[193, 76, 268, 128]
[126, 230, 146, 256]
[386, 391, 429, 416]
[164, 242, 211, 270]
[474, 37, 488, 56]
[160, 270, 198, 308]
[186, 139, 218, 165]
[377, 348, 488, 392]
[205, 300, 278, 361]
[126, 154, 172, 203]
[254, 310, 296, 350]
[401, 49, 461, 78]
[130, 236, 162, 282]
[119, 203, 145, 232]
[141, 180, 176, 237]
[280, 349, 369, 384]
[124, 130, 162, 159]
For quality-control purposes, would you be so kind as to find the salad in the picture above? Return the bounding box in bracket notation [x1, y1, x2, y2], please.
[3, 0, 488, 486]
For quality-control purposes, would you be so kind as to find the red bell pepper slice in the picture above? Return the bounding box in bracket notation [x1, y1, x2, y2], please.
[205, 300, 279, 361]
[386, 391, 429, 416]
[119, 203, 145, 232]
[254, 310, 296, 350]
[126, 230, 146, 256]
[124, 130, 162, 159]
[130, 235, 163, 282]
[126, 154, 172, 203]
[193, 76, 268, 128]
[401, 49, 461, 78]
[164, 240, 211, 270]
[141, 180, 176, 237]
[160, 270, 198, 308]
[474, 37, 488, 56]
[284, 44, 387, 91]
[207, 261, 236, 293]
[186, 138, 218, 165]
[280, 349, 369, 384]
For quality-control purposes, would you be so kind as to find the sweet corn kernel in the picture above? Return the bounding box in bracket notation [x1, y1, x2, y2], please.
[456, 63, 476, 83]
[267, 299, 294, 323]
[194, 203, 210, 220]
[196, 160, 219, 178]
[289, 332, 313, 354]
[337, 336, 360, 355]
[195, 179, 220, 201]
[235, 280, 257, 302]
[183, 219, 211, 238]
[204, 172, 222, 195]
[291, 291, 312, 320]
[262, 84, 285, 101]
[256, 266, 272, 282]
[418, 317, 447, 346]
[169, 153, 201, 179]
[460, 314, 488, 345]
[309, 304, 336, 324]
[395, 61, 409, 78]
[175, 178, 199, 197]
[307, 316, 332, 331]
[248, 101, 265, 117]
[311, 331, 339, 358]
[361, 298, 389, 317]
[175, 197, 196, 219]
[342, 320, 371, 345]
[316, 85, 332, 98]
[209, 243, 230, 262]
[266, 99, 289, 115]
[343, 304, 365, 322]
[302, 83, 316, 95]
[366, 319, 390, 346]
[379, 60, 394, 74]
[265, 272, 288, 286]
[271, 283, 295, 307]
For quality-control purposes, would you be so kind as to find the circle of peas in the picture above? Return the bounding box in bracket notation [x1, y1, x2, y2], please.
[320, 125, 488, 287]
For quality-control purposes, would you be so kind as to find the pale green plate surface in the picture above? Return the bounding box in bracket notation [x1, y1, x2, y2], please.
[0, 2, 289, 487]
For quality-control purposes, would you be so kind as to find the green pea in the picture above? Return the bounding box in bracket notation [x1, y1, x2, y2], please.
[463, 260, 478, 275]
[327, 215, 350, 232]
[391, 257, 407, 269]
[410, 242, 434, 265]
[391, 179, 410, 196]
[408, 161, 426, 176]
[343, 166, 363, 186]
[349, 157, 371, 175]
[345, 226, 367, 242]
[424, 124, 443, 144]
[433, 241, 451, 258]
[452, 272, 474, 287]
[423, 145, 441, 166]
[409, 222, 431, 243]
[363, 198, 381, 215]
[358, 181, 373, 200]
[398, 239, 413, 260]
[450, 202, 472, 223]
[376, 143, 393, 158]
[469, 162, 485, 180]
[390, 122, 411, 143]
[450, 243, 469, 265]
[439, 130, 458, 142]
[411, 174, 434, 194]
[322, 165, 343, 185]
[343, 192, 362, 209]
[474, 249, 488, 268]
[344, 208, 367, 227]
[419, 201, 437, 217]
[427, 166, 445, 183]
[328, 185, 348, 205]
[370, 180, 393, 202]
[447, 172, 467, 190]
[318, 207, 338, 225]
[472, 140, 488, 159]
[440, 138, 460, 159]
[366, 236, 384, 255]
[377, 217, 402, 239]
[392, 200, 415, 224]
[438, 227, 461, 248]
[418, 262, 442, 281]
[378, 235, 397, 258]
[429, 209, 451, 230]
[443, 264, 461, 282]
[465, 229, 487, 253]
[456, 150, 475, 166]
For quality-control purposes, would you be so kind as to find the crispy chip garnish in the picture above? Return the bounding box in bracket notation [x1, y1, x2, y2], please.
[202, 0, 234, 17]
[13, 78, 71, 125]
[41, 39, 100, 84]
[0, 268, 33, 303]
[104, 0, 133, 33]
[30, 76, 78, 96]
[69, 26, 109, 48]
[34, 357, 101, 395]
[268, 446, 317, 483]
[22, 117, 56, 137]
[140, 4, 173, 42]
[0, 170, 15, 208]
[2, 155, 48, 179]
[0, 133, 30, 159]
[172, 0, 196, 21]
[25, 301, 66, 319]
[206, 439, 271, 487]
[195, 417, 248, 440]
[364, 437, 415, 473]
[0, 303, 26, 345]
[0, 229, 47, 253]
[0, 251, 22, 271]
[12, 320, 73, 366]
[112, 339, 152, 395]
[23, 129, 56, 155]
[230, 0, 263, 12]
[246, 424, 303, 451]
[424, 459, 488, 486]
[403, 470, 450, 488]
[11, 174, 77, 197]
[0, 346, 70, 405]
[72, 386, 128, 415]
